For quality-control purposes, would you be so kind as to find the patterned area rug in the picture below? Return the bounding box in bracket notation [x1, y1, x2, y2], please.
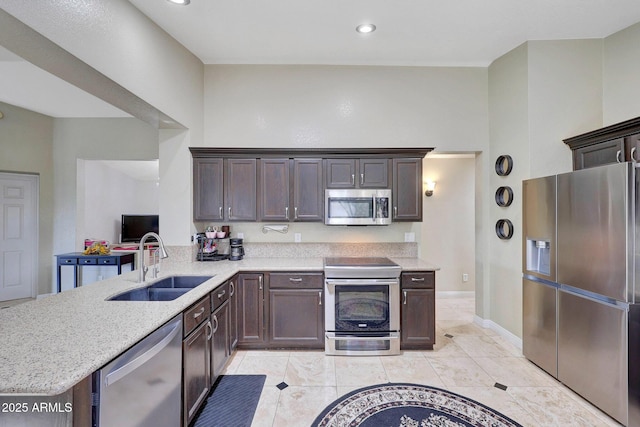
[311, 383, 523, 427]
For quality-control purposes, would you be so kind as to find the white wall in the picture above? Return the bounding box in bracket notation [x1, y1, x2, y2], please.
[78, 160, 159, 245]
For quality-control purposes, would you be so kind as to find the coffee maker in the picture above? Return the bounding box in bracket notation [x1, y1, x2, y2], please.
[229, 238, 245, 261]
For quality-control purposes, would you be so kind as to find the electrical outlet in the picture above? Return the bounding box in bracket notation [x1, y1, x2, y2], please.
[462, 273, 469, 282]
[237, 232, 244, 239]
[294, 233, 302, 243]
[404, 232, 415, 242]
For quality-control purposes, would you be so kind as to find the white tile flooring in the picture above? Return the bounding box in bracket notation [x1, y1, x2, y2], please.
[220, 296, 622, 427]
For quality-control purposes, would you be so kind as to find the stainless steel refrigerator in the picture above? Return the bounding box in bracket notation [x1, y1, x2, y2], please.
[523, 162, 640, 427]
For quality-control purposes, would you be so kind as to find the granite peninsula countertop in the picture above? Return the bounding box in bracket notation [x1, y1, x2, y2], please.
[0, 257, 437, 396]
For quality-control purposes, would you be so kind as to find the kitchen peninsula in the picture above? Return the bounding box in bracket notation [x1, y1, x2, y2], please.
[0, 252, 437, 426]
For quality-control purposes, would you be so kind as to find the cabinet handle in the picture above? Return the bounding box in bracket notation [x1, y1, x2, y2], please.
[411, 277, 425, 282]
[360, 173, 364, 186]
[632, 147, 638, 163]
[285, 206, 289, 220]
[319, 291, 322, 305]
[394, 206, 398, 218]
[219, 207, 223, 218]
[617, 150, 622, 163]
[403, 291, 407, 305]
[294, 207, 298, 220]
[193, 307, 205, 319]
[212, 315, 218, 333]
[289, 277, 303, 282]
[351, 174, 355, 185]
[228, 206, 232, 218]
[217, 289, 226, 299]
[258, 276, 263, 290]
[229, 281, 235, 296]
[206, 321, 212, 340]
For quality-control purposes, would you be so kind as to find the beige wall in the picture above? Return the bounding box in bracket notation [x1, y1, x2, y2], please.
[0, 102, 54, 295]
[52, 118, 158, 290]
[604, 22, 640, 125]
[422, 156, 476, 293]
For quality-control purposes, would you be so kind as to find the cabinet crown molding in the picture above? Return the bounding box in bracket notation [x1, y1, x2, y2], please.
[564, 116, 640, 150]
[189, 147, 434, 159]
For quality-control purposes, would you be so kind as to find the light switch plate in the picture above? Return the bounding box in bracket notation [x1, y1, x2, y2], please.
[294, 233, 302, 243]
[404, 232, 415, 242]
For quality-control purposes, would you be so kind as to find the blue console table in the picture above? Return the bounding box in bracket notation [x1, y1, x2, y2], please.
[55, 252, 135, 293]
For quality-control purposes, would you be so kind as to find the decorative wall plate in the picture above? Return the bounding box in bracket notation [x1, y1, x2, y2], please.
[495, 219, 514, 240]
[495, 155, 513, 176]
[495, 186, 514, 207]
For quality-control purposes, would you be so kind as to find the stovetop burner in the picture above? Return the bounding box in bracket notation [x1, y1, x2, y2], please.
[324, 257, 401, 279]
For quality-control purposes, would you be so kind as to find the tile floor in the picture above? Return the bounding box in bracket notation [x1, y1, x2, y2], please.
[221, 295, 621, 427]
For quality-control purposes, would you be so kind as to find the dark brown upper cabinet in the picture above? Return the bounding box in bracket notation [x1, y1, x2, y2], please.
[564, 116, 640, 170]
[225, 159, 257, 221]
[324, 158, 389, 188]
[258, 158, 323, 222]
[193, 158, 224, 221]
[392, 158, 423, 222]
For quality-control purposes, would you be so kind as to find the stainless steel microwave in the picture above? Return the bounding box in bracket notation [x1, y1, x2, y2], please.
[324, 189, 392, 225]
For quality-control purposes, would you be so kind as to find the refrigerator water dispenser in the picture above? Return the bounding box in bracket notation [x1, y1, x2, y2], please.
[526, 239, 550, 276]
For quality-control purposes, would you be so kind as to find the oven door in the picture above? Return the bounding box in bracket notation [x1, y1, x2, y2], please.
[324, 278, 400, 355]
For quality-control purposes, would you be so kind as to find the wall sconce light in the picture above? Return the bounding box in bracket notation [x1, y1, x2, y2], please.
[425, 181, 436, 197]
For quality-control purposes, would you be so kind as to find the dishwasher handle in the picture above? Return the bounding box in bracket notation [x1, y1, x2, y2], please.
[104, 316, 182, 387]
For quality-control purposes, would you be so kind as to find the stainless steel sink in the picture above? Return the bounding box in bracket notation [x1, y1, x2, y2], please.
[107, 275, 214, 301]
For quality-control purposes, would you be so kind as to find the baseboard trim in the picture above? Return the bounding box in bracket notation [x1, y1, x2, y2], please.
[436, 291, 475, 299]
[37, 293, 54, 299]
[474, 315, 522, 350]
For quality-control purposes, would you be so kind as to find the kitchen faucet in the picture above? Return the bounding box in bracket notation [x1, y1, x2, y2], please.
[138, 232, 169, 282]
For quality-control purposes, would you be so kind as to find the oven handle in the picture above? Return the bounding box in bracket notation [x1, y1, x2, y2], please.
[325, 279, 399, 287]
[325, 332, 400, 341]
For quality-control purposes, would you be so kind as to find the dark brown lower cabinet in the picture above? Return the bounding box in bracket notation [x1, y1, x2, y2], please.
[211, 300, 230, 381]
[269, 289, 324, 348]
[400, 272, 436, 350]
[228, 275, 238, 351]
[237, 273, 266, 348]
[183, 319, 211, 427]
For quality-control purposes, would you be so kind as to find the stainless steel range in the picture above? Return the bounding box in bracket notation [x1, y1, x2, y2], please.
[324, 257, 401, 356]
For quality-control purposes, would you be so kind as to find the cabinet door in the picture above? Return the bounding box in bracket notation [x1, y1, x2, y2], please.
[183, 320, 211, 427]
[269, 289, 324, 348]
[237, 273, 265, 347]
[625, 134, 640, 163]
[228, 277, 238, 351]
[325, 158, 357, 188]
[573, 138, 624, 170]
[211, 302, 229, 381]
[359, 158, 389, 188]
[292, 158, 323, 221]
[225, 159, 257, 221]
[193, 158, 224, 221]
[400, 288, 435, 349]
[259, 158, 290, 221]
[392, 158, 422, 221]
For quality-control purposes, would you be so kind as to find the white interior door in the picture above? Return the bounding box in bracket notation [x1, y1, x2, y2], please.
[0, 173, 38, 301]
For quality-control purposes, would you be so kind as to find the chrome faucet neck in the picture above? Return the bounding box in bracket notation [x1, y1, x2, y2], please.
[138, 232, 168, 283]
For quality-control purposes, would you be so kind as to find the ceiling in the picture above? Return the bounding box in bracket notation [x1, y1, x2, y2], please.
[129, 0, 640, 67]
[1, 1, 640, 118]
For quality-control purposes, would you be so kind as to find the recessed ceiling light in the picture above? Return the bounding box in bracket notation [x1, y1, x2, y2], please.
[167, 0, 190, 5]
[356, 24, 376, 34]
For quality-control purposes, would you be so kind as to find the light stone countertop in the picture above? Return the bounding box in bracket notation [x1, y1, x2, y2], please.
[0, 257, 437, 396]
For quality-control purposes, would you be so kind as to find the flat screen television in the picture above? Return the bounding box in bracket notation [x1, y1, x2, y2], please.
[121, 214, 159, 243]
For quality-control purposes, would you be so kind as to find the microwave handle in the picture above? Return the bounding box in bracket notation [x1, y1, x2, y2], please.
[372, 196, 377, 221]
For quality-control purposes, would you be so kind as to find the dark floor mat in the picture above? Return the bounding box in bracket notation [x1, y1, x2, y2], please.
[192, 374, 266, 427]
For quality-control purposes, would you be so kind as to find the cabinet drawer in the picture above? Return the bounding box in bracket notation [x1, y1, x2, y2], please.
[98, 257, 117, 265]
[79, 258, 97, 265]
[269, 272, 323, 289]
[211, 281, 230, 311]
[401, 272, 435, 289]
[184, 297, 211, 336]
[59, 257, 77, 265]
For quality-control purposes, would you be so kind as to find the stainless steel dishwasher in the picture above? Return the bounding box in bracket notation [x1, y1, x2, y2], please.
[92, 314, 182, 427]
